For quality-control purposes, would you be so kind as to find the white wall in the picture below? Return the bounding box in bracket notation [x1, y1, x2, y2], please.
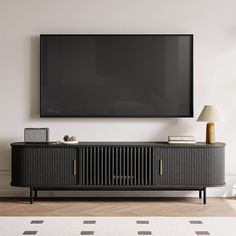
[0, 0, 236, 197]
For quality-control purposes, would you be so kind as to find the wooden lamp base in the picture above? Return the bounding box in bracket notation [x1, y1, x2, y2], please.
[206, 122, 215, 144]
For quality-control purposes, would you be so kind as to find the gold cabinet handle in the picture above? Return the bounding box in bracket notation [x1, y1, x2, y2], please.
[73, 160, 77, 176]
[159, 159, 163, 176]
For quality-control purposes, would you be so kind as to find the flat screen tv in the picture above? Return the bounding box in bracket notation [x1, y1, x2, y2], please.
[40, 34, 193, 117]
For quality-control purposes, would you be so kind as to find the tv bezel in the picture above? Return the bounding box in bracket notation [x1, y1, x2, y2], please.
[40, 34, 194, 118]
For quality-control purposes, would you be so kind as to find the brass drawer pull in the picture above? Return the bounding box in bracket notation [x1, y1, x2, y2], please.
[73, 160, 76, 176]
[159, 159, 163, 175]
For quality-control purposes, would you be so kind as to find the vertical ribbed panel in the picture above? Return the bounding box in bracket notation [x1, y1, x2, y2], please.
[158, 147, 225, 186]
[11, 147, 78, 186]
[81, 146, 154, 186]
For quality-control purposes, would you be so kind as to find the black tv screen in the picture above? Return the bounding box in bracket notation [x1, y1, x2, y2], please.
[40, 34, 193, 117]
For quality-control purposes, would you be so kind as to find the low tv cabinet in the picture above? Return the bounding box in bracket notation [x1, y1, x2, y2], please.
[11, 142, 225, 204]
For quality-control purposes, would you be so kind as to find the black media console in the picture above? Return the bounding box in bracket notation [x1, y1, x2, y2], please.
[11, 142, 225, 204]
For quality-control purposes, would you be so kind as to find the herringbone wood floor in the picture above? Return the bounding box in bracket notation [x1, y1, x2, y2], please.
[0, 198, 236, 216]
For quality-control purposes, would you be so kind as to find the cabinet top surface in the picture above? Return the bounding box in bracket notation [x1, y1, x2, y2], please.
[11, 142, 226, 148]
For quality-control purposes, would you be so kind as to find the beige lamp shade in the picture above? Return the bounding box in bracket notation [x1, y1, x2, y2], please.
[197, 105, 223, 122]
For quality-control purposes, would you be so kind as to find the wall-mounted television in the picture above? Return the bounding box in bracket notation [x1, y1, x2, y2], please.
[40, 34, 193, 117]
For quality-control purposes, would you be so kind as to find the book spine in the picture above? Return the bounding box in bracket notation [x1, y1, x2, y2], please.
[168, 141, 196, 144]
[168, 137, 195, 141]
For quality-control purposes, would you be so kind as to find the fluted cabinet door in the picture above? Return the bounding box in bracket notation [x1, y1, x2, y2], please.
[158, 147, 225, 187]
[11, 147, 78, 186]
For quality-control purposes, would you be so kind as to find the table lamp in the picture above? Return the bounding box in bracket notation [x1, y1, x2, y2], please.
[197, 105, 223, 144]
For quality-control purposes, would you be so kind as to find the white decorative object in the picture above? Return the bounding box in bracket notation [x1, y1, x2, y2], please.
[61, 141, 79, 144]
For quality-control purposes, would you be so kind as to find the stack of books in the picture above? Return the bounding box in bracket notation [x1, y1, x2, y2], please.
[168, 136, 195, 144]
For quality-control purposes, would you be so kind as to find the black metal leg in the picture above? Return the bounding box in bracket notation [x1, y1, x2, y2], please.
[199, 190, 202, 199]
[203, 187, 206, 204]
[30, 187, 33, 204]
[34, 190, 37, 200]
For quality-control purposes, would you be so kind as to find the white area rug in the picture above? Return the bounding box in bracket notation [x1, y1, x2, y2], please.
[0, 217, 235, 236]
